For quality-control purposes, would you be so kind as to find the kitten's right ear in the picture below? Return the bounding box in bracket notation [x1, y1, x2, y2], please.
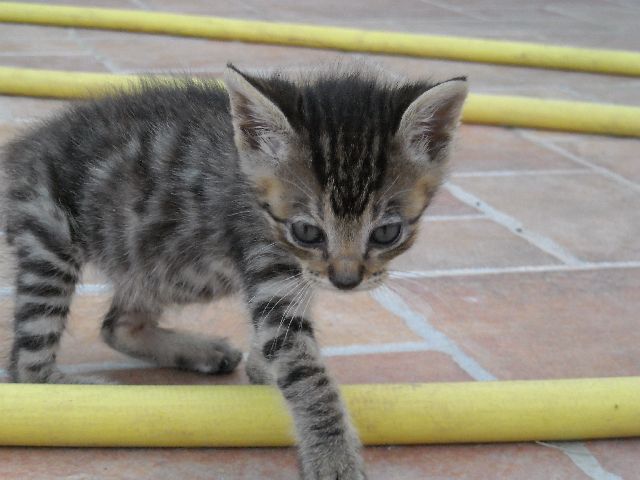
[224, 65, 293, 161]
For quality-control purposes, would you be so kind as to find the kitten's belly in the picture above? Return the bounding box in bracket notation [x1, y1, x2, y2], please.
[163, 260, 242, 304]
[104, 258, 243, 308]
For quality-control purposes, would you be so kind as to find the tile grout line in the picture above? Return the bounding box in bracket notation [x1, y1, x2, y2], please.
[416, 0, 489, 20]
[391, 260, 640, 279]
[371, 287, 495, 380]
[445, 182, 584, 266]
[423, 214, 486, 222]
[370, 286, 622, 480]
[0, 52, 92, 58]
[122, 67, 225, 75]
[519, 130, 640, 195]
[322, 341, 433, 356]
[542, 4, 616, 28]
[67, 29, 121, 74]
[452, 168, 590, 178]
[128, 0, 152, 10]
[537, 442, 624, 480]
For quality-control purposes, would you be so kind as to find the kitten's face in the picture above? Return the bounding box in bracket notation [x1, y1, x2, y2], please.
[225, 64, 468, 291]
[251, 147, 437, 292]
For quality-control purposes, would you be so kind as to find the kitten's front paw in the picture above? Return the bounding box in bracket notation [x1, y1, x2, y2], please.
[244, 350, 273, 384]
[300, 441, 366, 480]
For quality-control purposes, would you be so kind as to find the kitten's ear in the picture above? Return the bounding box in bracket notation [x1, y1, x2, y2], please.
[224, 65, 293, 160]
[397, 78, 468, 164]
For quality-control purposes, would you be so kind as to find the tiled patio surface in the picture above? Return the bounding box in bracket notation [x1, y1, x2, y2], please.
[1, 0, 639, 479]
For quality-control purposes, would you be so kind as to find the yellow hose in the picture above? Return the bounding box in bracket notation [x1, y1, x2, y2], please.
[462, 94, 640, 138]
[1, 2, 639, 76]
[0, 67, 142, 99]
[1, 66, 639, 137]
[0, 378, 638, 447]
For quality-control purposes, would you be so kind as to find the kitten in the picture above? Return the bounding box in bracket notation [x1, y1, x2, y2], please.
[2, 62, 467, 479]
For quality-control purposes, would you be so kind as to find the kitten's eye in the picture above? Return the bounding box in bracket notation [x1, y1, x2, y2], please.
[370, 223, 402, 247]
[291, 221, 325, 246]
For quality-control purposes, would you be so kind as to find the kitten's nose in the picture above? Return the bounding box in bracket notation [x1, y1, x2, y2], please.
[328, 260, 364, 290]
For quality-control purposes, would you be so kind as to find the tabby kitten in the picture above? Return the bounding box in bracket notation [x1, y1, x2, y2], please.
[3, 63, 467, 479]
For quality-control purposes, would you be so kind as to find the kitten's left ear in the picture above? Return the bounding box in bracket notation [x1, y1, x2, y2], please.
[224, 64, 294, 161]
[397, 78, 468, 164]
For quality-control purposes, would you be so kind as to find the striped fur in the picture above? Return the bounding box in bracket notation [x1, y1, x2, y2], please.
[2, 63, 467, 479]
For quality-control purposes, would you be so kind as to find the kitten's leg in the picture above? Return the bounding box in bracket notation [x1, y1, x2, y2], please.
[8, 208, 83, 384]
[245, 338, 274, 384]
[247, 269, 365, 480]
[100, 304, 242, 374]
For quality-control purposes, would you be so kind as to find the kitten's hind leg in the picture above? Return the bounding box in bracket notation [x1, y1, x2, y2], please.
[7, 205, 91, 384]
[100, 304, 242, 374]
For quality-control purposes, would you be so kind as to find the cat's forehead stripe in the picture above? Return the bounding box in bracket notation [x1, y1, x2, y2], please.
[299, 79, 412, 217]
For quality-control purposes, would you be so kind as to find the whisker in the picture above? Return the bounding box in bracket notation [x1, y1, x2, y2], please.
[386, 275, 426, 291]
[249, 241, 277, 258]
[259, 274, 304, 319]
[378, 174, 400, 203]
[266, 282, 309, 358]
[297, 283, 315, 332]
[278, 163, 316, 200]
[282, 281, 312, 345]
[253, 275, 304, 329]
[384, 187, 416, 203]
[269, 280, 308, 339]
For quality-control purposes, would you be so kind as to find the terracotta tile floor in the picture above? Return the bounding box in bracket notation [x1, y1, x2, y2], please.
[1, 0, 639, 478]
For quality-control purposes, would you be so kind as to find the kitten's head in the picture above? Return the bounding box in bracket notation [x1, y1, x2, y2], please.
[225, 63, 467, 291]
